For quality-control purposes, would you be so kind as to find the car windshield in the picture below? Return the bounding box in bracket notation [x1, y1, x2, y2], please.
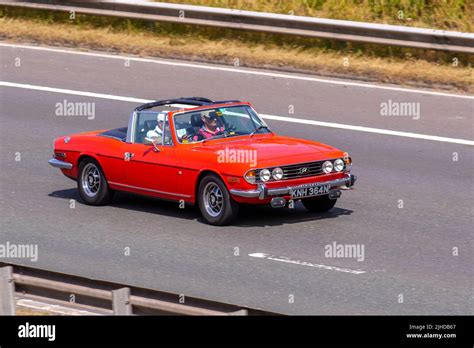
[173, 105, 270, 144]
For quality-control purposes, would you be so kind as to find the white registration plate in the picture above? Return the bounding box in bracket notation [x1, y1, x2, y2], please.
[290, 183, 330, 199]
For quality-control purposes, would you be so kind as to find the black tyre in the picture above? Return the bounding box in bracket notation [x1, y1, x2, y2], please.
[198, 174, 239, 226]
[77, 158, 114, 205]
[301, 195, 337, 212]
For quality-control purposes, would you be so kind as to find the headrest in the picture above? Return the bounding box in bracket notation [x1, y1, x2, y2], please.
[144, 120, 157, 131]
[191, 113, 203, 127]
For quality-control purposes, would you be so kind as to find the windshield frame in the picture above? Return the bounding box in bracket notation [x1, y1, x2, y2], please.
[171, 102, 270, 145]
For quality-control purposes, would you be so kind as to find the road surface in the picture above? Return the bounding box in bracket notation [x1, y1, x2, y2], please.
[0, 42, 473, 314]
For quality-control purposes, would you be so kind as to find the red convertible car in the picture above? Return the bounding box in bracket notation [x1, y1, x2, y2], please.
[49, 97, 356, 225]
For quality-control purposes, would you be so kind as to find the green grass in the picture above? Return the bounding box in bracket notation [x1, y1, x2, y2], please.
[1, 5, 472, 92]
[1, 6, 471, 66]
[155, 0, 473, 32]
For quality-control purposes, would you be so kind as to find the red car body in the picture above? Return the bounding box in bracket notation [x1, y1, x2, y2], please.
[49, 98, 356, 225]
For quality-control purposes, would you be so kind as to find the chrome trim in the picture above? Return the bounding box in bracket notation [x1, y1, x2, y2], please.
[97, 133, 126, 142]
[230, 174, 356, 199]
[171, 103, 243, 117]
[108, 181, 192, 198]
[173, 103, 269, 145]
[230, 187, 261, 198]
[81, 162, 101, 197]
[202, 182, 224, 217]
[127, 111, 175, 146]
[124, 152, 135, 161]
[48, 158, 73, 170]
[126, 111, 136, 143]
[243, 157, 344, 183]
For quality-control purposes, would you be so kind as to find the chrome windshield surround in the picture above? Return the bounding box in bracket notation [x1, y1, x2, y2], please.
[172, 103, 270, 144]
[126, 111, 137, 143]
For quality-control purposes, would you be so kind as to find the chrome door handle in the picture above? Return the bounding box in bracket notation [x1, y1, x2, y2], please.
[124, 152, 134, 161]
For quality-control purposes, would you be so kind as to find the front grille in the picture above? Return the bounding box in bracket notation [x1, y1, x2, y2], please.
[281, 161, 324, 179]
[256, 159, 341, 182]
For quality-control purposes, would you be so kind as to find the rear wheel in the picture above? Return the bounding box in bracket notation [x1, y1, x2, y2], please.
[198, 174, 239, 226]
[77, 158, 114, 205]
[301, 195, 337, 212]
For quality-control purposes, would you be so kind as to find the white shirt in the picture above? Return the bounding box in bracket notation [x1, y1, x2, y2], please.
[146, 126, 163, 139]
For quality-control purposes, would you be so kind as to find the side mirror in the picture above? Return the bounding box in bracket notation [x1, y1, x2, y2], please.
[144, 137, 161, 152]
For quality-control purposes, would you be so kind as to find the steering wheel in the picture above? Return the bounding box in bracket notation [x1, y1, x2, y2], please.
[192, 133, 205, 141]
[226, 124, 237, 133]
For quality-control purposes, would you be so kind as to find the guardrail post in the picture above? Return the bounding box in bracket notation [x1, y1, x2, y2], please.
[0, 266, 16, 315]
[112, 287, 132, 315]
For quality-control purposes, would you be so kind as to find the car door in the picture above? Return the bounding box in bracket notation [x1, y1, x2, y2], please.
[122, 111, 183, 200]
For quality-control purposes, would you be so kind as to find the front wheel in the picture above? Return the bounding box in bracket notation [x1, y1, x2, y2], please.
[198, 174, 239, 226]
[77, 158, 114, 205]
[301, 195, 337, 212]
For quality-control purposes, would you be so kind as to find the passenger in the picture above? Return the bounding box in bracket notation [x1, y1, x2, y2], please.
[146, 113, 166, 140]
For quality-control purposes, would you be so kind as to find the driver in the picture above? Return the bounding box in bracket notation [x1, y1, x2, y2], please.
[193, 110, 225, 141]
[146, 112, 166, 140]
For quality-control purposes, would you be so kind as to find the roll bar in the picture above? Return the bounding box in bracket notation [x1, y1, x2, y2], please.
[134, 97, 241, 112]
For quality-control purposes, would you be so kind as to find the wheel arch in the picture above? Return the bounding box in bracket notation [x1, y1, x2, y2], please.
[194, 169, 228, 204]
[76, 153, 109, 181]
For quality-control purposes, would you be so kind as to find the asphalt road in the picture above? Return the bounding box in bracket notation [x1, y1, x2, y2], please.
[0, 42, 473, 315]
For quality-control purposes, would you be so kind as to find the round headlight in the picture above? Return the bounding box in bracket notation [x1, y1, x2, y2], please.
[334, 159, 344, 172]
[272, 167, 283, 180]
[322, 161, 333, 174]
[259, 169, 271, 182]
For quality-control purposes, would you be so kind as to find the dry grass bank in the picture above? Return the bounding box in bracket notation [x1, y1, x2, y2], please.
[0, 17, 472, 92]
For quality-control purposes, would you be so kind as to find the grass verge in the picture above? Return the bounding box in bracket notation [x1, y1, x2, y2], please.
[0, 16, 472, 93]
[16, 306, 53, 316]
[156, 0, 473, 32]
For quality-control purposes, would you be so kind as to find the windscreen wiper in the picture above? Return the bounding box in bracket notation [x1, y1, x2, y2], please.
[249, 125, 271, 137]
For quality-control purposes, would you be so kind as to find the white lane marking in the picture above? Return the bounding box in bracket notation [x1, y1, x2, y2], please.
[1, 42, 473, 100]
[260, 114, 474, 146]
[17, 299, 101, 316]
[248, 253, 366, 275]
[1, 81, 473, 146]
[0, 80, 150, 103]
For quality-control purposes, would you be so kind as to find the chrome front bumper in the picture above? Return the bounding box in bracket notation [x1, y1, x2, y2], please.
[48, 158, 73, 170]
[230, 174, 357, 200]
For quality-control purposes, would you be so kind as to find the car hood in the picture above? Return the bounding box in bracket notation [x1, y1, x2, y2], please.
[191, 134, 345, 168]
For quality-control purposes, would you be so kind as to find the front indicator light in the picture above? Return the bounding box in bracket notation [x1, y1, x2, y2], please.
[272, 167, 283, 180]
[244, 170, 256, 184]
[322, 161, 333, 174]
[259, 169, 271, 182]
[334, 159, 344, 172]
